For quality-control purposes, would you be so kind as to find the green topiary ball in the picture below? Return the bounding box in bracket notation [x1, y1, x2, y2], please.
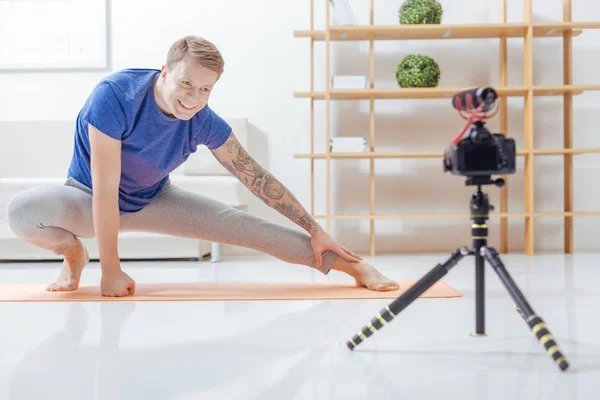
[398, 0, 443, 25]
[396, 54, 441, 88]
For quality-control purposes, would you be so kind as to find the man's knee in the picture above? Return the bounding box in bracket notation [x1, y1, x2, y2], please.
[5, 186, 62, 236]
[6, 189, 36, 235]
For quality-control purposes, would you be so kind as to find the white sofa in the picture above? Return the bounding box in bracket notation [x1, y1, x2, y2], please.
[0, 118, 250, 261]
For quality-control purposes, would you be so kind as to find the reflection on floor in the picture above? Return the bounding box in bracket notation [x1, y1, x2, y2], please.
[0, 252, 598, 400]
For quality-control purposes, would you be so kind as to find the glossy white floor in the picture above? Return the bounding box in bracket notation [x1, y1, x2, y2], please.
[0, 251, 598, 400]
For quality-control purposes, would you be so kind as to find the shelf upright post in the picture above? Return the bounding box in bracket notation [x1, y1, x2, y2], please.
[325, 0, 332, 234]
[369, 0, 376, 256]
[310, 0, 315, 217]
[563, 0, 574, 253]
[499, 0, 509, 253]
[523, 0, 535, 254]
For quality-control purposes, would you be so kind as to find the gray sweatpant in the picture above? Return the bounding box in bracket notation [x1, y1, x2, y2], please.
[4, 177, 338, 274]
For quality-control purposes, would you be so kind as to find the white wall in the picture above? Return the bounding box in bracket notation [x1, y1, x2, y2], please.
[1, 0, 600, 254]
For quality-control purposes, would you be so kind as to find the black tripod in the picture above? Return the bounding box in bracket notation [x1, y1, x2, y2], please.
[346, 176, 569, 372]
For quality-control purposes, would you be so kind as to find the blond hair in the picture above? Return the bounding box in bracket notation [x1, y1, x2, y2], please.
[165, 35, 224, 78]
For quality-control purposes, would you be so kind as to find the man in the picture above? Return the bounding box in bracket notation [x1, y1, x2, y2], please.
[6, 35, 399, 297]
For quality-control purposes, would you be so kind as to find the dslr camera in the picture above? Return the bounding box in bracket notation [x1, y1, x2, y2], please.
[443, 87, 516, 177]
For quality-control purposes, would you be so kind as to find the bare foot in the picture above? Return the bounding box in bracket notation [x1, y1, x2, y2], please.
[331, 259, 400, 292]
[46, 238, 90, 292]
[101, 270, 136, 297]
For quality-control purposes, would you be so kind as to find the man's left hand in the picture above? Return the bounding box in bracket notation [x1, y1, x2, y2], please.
[310, 228, 363, 269]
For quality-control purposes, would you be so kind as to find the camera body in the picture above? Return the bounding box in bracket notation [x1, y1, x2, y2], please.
[444, 121, 516, 177]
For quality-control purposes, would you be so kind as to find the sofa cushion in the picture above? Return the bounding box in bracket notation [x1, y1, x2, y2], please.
[0, 121, 75, 178]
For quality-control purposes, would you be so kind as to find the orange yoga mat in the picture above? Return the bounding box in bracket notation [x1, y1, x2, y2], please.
[0, 280, 462, 302]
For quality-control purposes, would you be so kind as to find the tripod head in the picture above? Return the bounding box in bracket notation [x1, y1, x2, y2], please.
[466, 175, 503, 224]
[465, 175, 505, 189]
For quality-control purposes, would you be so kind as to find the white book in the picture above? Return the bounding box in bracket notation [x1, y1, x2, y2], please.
[331, 146, 366, 153]
[331, 137, 367, 152]
[331, 75, 367, 89]
[331, 136, 366, 140]
[331, 138, 366, 144]
[331, 145, 366, 149]
[331, 144, 366, 149]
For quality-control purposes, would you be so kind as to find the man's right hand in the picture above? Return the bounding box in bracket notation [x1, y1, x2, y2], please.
[101, 269, 136, 297]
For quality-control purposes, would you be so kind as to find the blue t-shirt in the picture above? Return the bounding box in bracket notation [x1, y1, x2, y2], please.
[67, 68, 232, 214]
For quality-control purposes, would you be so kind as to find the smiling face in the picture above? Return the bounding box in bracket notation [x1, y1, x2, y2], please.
[153, 35, 224, 120]
[154, 55, 219, 120]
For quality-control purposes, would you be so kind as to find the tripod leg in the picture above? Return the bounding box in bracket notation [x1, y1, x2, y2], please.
[481, 246, 569, 371]
[346, 246, 469, 350]
[474, 251, 486, 336]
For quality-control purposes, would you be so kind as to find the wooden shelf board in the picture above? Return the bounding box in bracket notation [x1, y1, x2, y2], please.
[534, 211, 600, 217]
[295, 23, 527, 41]
[532, 21, 600, 36]
[295, 87, 523, 100]
[294, 85, 600, 100]
[294, 22, 600, 41]
[534, 84, 600, 95]
[312, 211, 600, 220]
[294, 148, 600, 159]
[295, 151, 441, 159]
[528, 148, 600, 155]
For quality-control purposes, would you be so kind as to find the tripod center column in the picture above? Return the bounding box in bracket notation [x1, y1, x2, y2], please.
[472, 224, 488, 241]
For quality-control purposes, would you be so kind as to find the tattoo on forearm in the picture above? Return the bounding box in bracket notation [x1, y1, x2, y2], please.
[274, 203, 318, 233]
[232, 148, 266, 187]
[262, 175, 285, 200]
[218, 135, 319, 234]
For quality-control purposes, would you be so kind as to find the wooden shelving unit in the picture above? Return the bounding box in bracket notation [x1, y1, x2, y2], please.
[294, 0, 600, 255]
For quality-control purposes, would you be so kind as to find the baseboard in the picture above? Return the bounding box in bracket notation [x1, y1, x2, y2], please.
[218, 243, 263, 257]
[0, 234, 211, 261]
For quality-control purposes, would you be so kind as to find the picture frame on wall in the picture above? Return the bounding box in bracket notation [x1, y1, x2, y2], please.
[0, 0, 110, 71]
